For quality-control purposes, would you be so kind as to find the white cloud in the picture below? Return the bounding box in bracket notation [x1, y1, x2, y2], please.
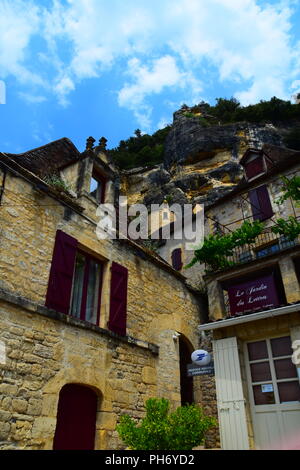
[54, 76, 75, 106]
[18, 92, 47, 104]
[119, 56, 183, 105]
[118, 56, 203, 130]
[0, 0, 44, 85]
[291, 80, 300, 90]
[0, 0, 299, 127]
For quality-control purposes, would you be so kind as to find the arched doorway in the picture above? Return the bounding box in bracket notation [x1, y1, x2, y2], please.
[53, 383, 98, 450]
[179, 335, 194, 405]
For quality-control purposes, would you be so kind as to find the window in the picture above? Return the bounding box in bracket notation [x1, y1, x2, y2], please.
[256, 242, 280, 258]
[244, 156, 265, 180]
[239, 250, 253, 263]
[247, 337, 300, 405]
[90, 169, 106, 203]
[46, 231, 129, 334]
[171, 248, 183, 271]
[70, 252, 103, 325]
[249, 185, 273, 221]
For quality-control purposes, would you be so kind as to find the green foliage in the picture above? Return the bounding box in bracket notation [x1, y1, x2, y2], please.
[164, 194, 173, 204]
[191, 96, 300, 125]
[212, 97, 241, 122]
[108, 97, 299, 170]
[187, 176, 300, 272]
[271, 175, 300, 240]
[198, 116, 210, 127]
[108, 126, 171, 170]
[183, 112, 195, 118]
[44, 174, 70, 192]
[185, 220, 264, 272]
[116, 398, 216, 450]
[277, 175, 300, 205]
[271, 216, 300, 241]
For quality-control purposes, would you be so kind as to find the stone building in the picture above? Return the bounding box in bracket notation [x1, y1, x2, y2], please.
[158, 144, 300, 449]
[0, 138, 207, 450]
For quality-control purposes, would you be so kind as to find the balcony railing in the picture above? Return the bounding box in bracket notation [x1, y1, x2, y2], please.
[206, 218, 300, 275]
[224, 226, 299, 269]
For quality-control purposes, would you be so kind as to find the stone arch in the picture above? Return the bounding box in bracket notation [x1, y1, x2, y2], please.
[36, 368, 106, 450]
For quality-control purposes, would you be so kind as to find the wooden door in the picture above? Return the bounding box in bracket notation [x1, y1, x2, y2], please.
[53, 384, 98, 450]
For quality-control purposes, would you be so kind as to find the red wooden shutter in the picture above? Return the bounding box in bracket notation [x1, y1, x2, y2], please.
[45, 230, 78, 314]
[245, 157, 264, 180]
[249, 185, 273, 221]
[108, 262, 128, 336]
[172, 248, 183, 271]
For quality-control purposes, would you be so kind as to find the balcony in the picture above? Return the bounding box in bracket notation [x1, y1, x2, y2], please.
[206, 218, 300, 275]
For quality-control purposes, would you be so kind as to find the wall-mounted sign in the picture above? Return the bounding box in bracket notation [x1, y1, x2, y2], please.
[261, 384, 274, 393]
[228, 273, 279, 316]
[191, 349, 211, 366]
[187, 363, 215, 377]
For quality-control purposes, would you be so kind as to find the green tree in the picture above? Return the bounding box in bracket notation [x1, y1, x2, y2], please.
[213, 97, 240, 122]
[116, 398, 216, 450]
[134, 129, 142, 138]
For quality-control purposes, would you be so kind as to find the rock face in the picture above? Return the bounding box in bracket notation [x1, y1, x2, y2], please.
[164, 114, 283, 168]
[121, 112, 284, 209]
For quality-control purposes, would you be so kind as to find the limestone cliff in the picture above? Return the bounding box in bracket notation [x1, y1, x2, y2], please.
[121, 109, 285, 208]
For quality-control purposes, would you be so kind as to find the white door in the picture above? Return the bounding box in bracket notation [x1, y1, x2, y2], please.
[213, 337, 250, 450]
[245, 335, 300, 450]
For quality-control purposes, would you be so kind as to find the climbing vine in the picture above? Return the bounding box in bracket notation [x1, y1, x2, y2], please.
[185, 220, 264, 272]
[271, 175, 300, 241]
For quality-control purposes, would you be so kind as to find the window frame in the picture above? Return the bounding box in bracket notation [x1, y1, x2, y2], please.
[69, 249, 103, 326]
[246, 336, 300, 406]
[90, 168, 107, 204]
[248, 184, 274, 222]
[244, 155, 266, 181]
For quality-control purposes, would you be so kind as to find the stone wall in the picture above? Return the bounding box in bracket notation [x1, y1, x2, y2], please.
[0, 296, 158, 449]
[0, 166, 214, 449]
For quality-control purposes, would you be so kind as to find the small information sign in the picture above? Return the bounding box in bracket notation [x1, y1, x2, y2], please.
[187, 363, 215, 377]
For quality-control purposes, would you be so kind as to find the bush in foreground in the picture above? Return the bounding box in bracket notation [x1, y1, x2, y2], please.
[116, 398, 217, 450]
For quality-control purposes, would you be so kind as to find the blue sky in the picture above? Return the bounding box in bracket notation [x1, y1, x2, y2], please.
[0, 0, 299, 154]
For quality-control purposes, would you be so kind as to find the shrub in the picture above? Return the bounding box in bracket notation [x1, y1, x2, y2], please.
[44, 174, 70, 192]
[116, 398, 216, 450]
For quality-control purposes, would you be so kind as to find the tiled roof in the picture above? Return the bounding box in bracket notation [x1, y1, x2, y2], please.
[2, 138, 82, 178]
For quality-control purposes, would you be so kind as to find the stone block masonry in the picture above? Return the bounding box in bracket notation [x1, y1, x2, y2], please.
[0, 163, 210, 449]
